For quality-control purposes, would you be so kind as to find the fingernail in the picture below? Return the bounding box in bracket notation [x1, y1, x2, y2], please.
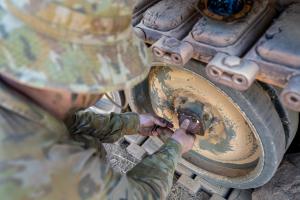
[167, 122, 174, 128]
[181, 119, 190, 130]
[161, 119, 173, 127]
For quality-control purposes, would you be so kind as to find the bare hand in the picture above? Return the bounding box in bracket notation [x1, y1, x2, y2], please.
[171, 119, 195, 154]
[138, 114, 173, 136]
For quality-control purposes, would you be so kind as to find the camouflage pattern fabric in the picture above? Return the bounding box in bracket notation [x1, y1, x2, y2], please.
[0, 81, 182, 200]
[0, 0, 151, 93]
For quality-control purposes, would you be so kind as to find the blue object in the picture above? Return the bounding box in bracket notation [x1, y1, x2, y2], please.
[207, 0, 245, 16]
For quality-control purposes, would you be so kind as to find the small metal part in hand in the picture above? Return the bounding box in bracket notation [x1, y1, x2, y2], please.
[177, 109, 205, 136]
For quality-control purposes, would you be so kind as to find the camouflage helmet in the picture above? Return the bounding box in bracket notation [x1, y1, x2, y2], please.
[0, 0, 151, 94]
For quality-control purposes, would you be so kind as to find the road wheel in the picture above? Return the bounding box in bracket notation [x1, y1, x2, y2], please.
[127, 60, 298, 189]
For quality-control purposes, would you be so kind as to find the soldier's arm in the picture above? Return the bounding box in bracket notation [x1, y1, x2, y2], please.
[65, 111, 182, 199]
[0, 104, 183, 200]
[65, 110, 140, 143]
[124, 138, 182, 199]
[96, 138, 182, 200]
[65, 111, 181, 199]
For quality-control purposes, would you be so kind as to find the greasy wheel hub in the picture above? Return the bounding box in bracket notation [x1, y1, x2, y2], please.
[149, 66, 262, 178]
[177, 102, 207, 136]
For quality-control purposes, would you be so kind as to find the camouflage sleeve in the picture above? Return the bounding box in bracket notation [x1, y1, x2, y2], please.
[102, 138, 182, 200]
[0, 107, 182, 199]
[125, 138, 182, 199]
[65, 110, 182, 199]
[65, 110, 140, 143]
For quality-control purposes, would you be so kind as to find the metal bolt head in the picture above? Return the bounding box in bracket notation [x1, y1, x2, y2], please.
[223, 55, 241, 67]
[164, 37, 180, 48]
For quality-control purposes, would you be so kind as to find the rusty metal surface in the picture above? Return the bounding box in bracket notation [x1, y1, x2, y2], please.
[246, 3, 300, 88]
[190, 0, 269, 47]
[133, 0, 300, 111]
[185, 0, 275, 63]
[276, 0, 300, 8]
[151, 36, 194, 66]
[256, 6, 300, 69]
[132, 0, 161, 26]
[133, 0, 275, 64]
[133, 0, 201, 43]
[142, 0, 198, 31]
[206, 53, 259, 91]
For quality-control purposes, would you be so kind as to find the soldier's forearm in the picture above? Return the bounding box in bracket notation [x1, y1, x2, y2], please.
[65, 111, 140, 143]
[126, 138, 182, 199]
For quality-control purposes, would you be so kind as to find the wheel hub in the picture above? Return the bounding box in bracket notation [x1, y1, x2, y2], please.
[128, 61, 294, 188]
[176, 101, 207, 136]
[149, 66, 262, 177]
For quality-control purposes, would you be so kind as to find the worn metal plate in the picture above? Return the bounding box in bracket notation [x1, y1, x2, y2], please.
[132, 0, 161, 25]
[133, 0, 200, 43]
[191, 0, 269, 47]
[142, 0, 199, 31]
[183, 0, 275, 62]
[245, 2, 300, 89]
[132, 0, 300, 95]
[256, 3, 300, 68]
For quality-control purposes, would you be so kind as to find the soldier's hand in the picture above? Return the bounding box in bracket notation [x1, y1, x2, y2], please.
[171, 119, 195, 154]
[138, 114, 173, 136]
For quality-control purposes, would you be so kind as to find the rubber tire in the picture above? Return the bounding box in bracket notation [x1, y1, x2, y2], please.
[127, 60, 293, 189]
[259, 84, 299, 149]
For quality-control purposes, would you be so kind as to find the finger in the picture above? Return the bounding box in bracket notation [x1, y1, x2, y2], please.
[156, 117, 174, 128]
[152, 131, 158, 136]
[180, 119, 190, 130]
[154, 117, 168, 127]
[165, 120, 174, 128]
[158, 117, 174, 128]
[157, 127, 173, 135]
[138, 127, 152, 136]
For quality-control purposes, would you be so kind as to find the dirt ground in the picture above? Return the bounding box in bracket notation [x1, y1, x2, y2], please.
[104, 142, 211, 200]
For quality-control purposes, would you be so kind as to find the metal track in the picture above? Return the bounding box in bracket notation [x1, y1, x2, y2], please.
[122, 135, 252, 200]
[133, 0, 300, 112]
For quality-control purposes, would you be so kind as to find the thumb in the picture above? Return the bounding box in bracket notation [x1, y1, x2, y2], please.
[154, 117, 167, 127]
[180, 119, 190, 130]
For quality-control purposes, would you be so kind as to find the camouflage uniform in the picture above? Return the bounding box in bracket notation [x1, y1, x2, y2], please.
[0, 81, 182, 199]
[0, 0, 182, 199]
